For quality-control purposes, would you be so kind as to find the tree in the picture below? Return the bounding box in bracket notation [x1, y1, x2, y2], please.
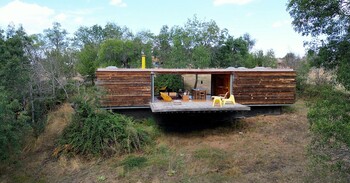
[42, 22, 72, 98]
[153, 25, 172, 65]
[76, 44, 98, 85]
[283, 52, 301, 69]
[73, 24, 104, 49]
[212, 35, 253, 68]
[246, 50, 277, 68]
[103, 23, 132, 40]
[98, 39, 146, 68]
[288, 1, 350, 176]
[287, 0, 350, 90]
[0, 25, 30, 99]
[0, 26, 31, 162]
[287, 0, 349, 38]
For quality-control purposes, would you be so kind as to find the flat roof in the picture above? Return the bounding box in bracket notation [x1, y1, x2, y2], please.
[96, 67, 294, 74]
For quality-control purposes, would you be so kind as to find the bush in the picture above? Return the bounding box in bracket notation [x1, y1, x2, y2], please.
[0, 92, 30, 163]
[307, 84, 350, 178]
[58, 90, 157, 157]
[295, 60, 311, 95]
[154, 74, 184, 93]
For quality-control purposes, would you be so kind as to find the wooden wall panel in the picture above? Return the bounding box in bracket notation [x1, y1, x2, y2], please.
[96, 69, 297, 107]
[233, 71, 296, 105]
[96, 71, 151, 107]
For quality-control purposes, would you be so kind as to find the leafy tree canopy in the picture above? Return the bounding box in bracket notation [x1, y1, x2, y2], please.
[288, 0, 350, 90]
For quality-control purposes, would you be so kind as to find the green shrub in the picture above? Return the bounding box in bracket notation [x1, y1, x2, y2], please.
[154, 74, 184, 93]
[295, 60, 311, 95]
[58, 90, 157, 157]
[307, 84, 350, 177]
[0, 92, 30, 163]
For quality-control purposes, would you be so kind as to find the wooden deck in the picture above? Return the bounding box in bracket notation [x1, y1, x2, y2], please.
[150, 100, 250, 113]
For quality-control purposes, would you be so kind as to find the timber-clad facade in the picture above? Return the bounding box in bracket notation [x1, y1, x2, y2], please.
[96, 70, 151, 107]
[96, 68, 296, 109]
[233, 71, 296, 105]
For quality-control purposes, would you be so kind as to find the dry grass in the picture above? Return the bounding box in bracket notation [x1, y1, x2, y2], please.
[1, 100, 311, 183]
[33, 103, 73, 152]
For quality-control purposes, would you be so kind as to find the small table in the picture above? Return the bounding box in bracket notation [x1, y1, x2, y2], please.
[182, 95, 189, 101]
[192, 88, 206, 100]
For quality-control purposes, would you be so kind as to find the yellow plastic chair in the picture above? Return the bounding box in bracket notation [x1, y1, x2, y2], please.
[160, 92, 172, 102]
[212, 96, 222, 107]
[222, 95, 236, 105]
[211, 92, 228, 100]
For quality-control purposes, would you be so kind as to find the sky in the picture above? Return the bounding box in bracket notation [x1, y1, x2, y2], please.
[0, 0, 308, 58]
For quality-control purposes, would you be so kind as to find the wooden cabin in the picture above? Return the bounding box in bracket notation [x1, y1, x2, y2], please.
[96, 67, 296, 113]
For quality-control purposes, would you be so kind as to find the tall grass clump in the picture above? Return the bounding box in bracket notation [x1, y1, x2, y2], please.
[58, 88, 157, 157]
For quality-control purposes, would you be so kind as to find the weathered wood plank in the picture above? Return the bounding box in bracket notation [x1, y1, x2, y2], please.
[101, 97, 151, 106]
[234, 72, 296, 77]
[234, 88, 296, 93]
[96, 71, 152, 106]
[234, 80, 296, 85]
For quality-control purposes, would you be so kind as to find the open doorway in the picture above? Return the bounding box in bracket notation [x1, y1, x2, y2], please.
[211, 74, 230, 96]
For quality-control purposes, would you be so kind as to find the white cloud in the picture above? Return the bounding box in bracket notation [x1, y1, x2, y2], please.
[213, 0, 253, 6]
[0, 0, 55, 33]
[55, 13, 68, 22]
[0, 0, 98, 35]
[272, 20, 290, 28]
[110, 0, 127, 7]
[74, 17, 84, 24]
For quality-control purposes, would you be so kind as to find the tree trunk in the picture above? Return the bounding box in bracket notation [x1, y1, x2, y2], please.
[194, 74, 198, 89]
[29, 80, 35, 124]
[54, 77, 69, 99]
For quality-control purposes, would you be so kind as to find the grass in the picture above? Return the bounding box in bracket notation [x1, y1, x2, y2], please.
[1, 100, 318, 182]
[120, 155, 148, 171]
[193, 147, 228, 166]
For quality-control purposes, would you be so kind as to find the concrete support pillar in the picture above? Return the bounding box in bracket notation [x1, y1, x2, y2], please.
[230, 73, 234, 95]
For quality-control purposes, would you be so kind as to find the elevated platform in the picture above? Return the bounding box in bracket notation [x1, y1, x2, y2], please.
[150, 100, 250, 113]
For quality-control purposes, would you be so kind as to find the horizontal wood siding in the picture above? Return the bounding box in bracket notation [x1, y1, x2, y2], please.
[233, 71, 296, 105]
[96, 71, 151, 107]
[95, 68, 296, 107]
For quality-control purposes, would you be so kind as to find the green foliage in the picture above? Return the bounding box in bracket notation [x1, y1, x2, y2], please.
[295, 59, 311, 95]
[77, 44, 98, 85]
[0, 91, 30, 162]
[121, 155, 148, 171]
[153, 16, 258, 69]
[287, 0, 347, 38]
[98, 39, 151, 68]
[212, 35, 253, 68]
[245, 49, 277, 68]
[307, 84, 350, 177]
[59, 89, 157, 156]
[288, 0, 350, 90]
[308, 85, 350, 146]
[154, 74, 184, 93]
[0, 26, 31, 163]
[191, 45, 211, 68]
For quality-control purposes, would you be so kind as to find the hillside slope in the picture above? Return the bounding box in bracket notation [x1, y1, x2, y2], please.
[1, 101, 310, 183]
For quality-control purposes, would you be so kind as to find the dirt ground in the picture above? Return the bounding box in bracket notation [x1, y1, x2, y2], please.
[0, 100, 310, 183]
